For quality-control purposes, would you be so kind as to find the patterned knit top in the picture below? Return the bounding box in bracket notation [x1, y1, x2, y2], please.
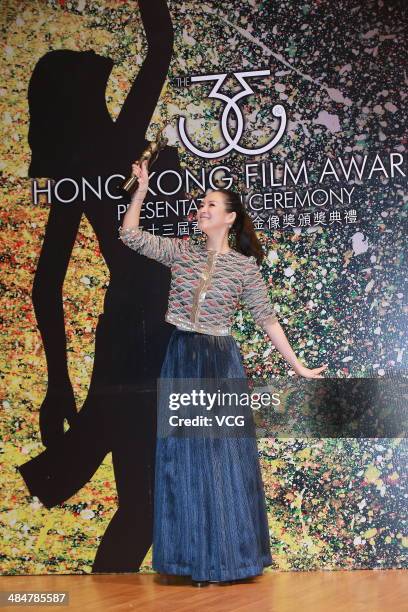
[118, 225, 278, 336]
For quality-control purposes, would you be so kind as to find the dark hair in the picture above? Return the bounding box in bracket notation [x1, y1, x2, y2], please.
[214, 189, 265, 265]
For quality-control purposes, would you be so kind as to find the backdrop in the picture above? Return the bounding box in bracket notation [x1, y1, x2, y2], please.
[1, 0, 407, 574]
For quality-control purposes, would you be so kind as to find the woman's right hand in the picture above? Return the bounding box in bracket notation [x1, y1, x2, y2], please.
[132, 158, 149, 193]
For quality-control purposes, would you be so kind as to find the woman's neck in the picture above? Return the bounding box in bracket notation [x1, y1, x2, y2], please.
[205, 233, 231, 254]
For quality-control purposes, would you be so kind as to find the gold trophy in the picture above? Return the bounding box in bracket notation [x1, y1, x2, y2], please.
[122, 126, 169, 193]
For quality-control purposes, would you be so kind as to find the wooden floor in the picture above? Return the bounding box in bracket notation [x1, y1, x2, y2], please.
[1, 570, 407, 611]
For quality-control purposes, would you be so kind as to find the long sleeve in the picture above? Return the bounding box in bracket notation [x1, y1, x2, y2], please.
[118, 225, 189, 267]
[241, 256, 278, 329]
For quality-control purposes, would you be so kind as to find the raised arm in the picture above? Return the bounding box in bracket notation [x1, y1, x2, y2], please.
[115, 0, 174, 142]
[119, 225, 189, 268]
[242, 257, 328, 379]
[119, 159, 189, 267]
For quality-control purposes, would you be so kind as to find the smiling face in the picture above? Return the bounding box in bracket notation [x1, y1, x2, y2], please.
[197, 190, 236, 235]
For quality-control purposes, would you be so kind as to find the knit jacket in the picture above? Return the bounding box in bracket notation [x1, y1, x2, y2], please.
[119, 225, 278, 336]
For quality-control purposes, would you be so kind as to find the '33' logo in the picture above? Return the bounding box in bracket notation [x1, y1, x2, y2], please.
[178, 69, 287, 159]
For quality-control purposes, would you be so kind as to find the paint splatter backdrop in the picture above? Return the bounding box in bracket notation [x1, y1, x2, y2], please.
[1, 0, 407, 573]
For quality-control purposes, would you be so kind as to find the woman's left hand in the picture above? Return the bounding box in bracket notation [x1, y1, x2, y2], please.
[293, 363, 328, 378]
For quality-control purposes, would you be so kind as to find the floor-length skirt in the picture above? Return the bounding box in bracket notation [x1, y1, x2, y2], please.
[152, 329, 272, 582]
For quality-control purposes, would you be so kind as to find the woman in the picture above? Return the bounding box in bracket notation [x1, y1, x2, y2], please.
[119, 160, 328, 586]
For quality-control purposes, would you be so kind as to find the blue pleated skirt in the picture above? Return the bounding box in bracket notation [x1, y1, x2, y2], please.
[152, 328, 272, 582]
